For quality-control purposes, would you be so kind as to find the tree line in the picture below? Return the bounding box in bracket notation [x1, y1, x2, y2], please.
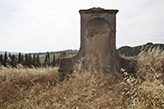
[0, 51, 59, 68]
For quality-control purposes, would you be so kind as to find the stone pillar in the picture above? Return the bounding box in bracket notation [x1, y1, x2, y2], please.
[58, 7, 137, 73]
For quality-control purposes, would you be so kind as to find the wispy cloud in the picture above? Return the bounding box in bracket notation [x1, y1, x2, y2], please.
[0, 0, 164, 52]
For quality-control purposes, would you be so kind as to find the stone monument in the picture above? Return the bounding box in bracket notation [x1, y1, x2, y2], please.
[59, 7, 137, 73]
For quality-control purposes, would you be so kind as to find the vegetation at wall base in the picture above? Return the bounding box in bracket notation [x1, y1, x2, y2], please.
[0, 47, 164, 108]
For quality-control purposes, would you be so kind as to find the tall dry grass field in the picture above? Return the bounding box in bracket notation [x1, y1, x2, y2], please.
[0, 67, 59, 109]
[0, 47, 164, 109]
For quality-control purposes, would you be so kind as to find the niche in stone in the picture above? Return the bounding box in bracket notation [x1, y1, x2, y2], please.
[85, 18, 110, 39]
[85, 18, 111, 59]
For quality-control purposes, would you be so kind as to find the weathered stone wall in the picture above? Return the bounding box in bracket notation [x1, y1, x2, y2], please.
[59, 7, 137, 73]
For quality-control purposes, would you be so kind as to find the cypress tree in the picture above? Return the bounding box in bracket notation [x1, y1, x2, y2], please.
[21, 54, 24, 65]
[47, 52, 50, 66]
[29, 53, 32, 67]
[11, 55, 14, 67]
[24, 54, 29, 67]
[32, 54, 36, 67]
[45, 52, 50, 67]
[9, 53, 12, 58]
[36, 54, 41, 67]
[18, 52, 21, 63]
[52, 54, 56, 67]
[4, 51, 7, 66]
[44, 54, 47, 66]
[11, 54, 17, 67]
[0, 55, 2, 64]
[0, 54, 3, 65]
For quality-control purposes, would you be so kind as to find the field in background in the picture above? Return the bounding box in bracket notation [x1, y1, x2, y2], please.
[39, 53, 61, 64]
[39, 52, 75, 64]
[0, 47, 164, 109]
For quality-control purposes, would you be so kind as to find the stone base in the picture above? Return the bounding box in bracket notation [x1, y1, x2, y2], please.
[119, 56, 137, 70]
[58, 55, 137, 74]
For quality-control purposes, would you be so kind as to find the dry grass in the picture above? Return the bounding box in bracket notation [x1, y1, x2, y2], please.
[130, 47, 164, 108]
[0, 67, 59, 109]
[0, 47, 164, 109]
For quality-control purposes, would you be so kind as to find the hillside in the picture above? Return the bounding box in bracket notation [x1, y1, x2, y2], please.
[1, 43, 163, 62]
[39, 42, 164, 63]
[117, 42, 164, 57]
[31, 49, 78, 56]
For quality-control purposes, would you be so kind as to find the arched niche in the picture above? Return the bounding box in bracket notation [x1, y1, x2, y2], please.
[85, 18, 110, 39]
[85, 18, 111, 57]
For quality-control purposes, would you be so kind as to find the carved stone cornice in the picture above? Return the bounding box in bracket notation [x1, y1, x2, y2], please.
[79, 7, 118, 14]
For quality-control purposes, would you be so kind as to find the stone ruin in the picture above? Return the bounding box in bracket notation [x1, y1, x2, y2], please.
[58, 7, 137, 73]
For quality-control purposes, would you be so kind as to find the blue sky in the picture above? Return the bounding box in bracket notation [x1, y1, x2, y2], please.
[0, 0, 164, 53]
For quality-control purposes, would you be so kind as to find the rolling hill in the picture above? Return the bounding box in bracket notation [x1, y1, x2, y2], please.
[1, 42, 163, 61]
[117, 42, 164, 57]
